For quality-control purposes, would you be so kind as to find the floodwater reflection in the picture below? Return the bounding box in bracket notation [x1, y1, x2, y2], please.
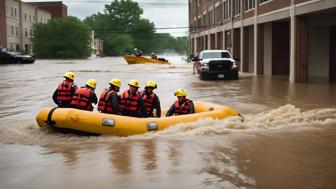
[109, 142, 132, 174]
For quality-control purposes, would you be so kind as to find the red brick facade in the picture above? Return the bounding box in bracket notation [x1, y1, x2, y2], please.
[27, 2, 67, 18]
[258, 0, 290, 15]
[0, 0, 7, 48]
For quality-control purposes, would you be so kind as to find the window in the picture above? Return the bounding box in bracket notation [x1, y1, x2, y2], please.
[11, 7, 14, 17]
[11, 26, 14, 35]
[14, 8, 17, 18]
[215, 5, 222, 24]
[223, 1, 227, 19]
[16, 27, 19, 36]
[30, 29, 33, 37]
[260, 0, 270, 3]
[25, 28, 28, 37]
[16, 44, 20, 51]
[29, 15, 31, 22]
[201, 51, 231, 59]
[245, 0, 255, 11]
[234, 0, 241, 16]
[224, 0, 231, 19]
[228, 0, 232, 18]
[24, 13, 27, 21]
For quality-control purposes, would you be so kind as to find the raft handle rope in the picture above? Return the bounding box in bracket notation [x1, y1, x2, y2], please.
[45, 107, 58, 126]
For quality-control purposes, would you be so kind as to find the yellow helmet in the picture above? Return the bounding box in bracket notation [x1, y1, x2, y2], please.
[134, 48, 138, 51]
[151, 52, 155, 55]
[109, 79, 122, 88]
[174, 88, 187, 97]
[64, 72, 75, 80]
[86, 79, 97, 89]
[145, 80, 157, 88]
[128, 79, 140, 87]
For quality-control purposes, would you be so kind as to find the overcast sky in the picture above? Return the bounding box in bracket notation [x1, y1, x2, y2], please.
[24, 0, 189, 37]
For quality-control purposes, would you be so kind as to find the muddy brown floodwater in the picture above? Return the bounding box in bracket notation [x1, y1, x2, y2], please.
[0, 56, 335, 189]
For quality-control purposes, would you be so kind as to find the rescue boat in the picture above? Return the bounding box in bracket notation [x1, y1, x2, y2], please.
[36, 101, 239, 136]
[123, 55, 171, 65]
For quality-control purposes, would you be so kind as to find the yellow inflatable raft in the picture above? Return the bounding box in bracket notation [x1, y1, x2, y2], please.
[36, 101, 239, 136]
[123, 55, 171, 65]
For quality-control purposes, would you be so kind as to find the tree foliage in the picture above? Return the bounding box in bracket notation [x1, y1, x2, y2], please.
[84, 0, 188, 56]
[32, 16, 91, 59]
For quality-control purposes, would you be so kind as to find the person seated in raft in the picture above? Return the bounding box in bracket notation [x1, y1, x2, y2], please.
[141, 80, 161, 117]
[70, 79, 98, 111]
[119, 80, 147, 117]
[133, 48, 143, 57]
[150, 52, 158, 59]
[53, 72, 78, 108]
[97, 79, 122, 115]
[166, 88, 195, 116]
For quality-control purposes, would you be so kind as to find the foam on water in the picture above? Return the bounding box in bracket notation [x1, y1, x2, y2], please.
[142, 104, 336, 137]
[0, 105, 335, 145]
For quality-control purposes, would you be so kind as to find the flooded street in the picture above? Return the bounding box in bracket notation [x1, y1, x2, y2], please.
[0, 56, 336, 189]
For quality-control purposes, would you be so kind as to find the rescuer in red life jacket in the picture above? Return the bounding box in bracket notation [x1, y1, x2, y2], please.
[141, 80, 161, 117]
[119, 80, 147, 117]
[166, 88, 195, 116]
[52, 72, 78, 108]
[97, 79, 122, 114]
[70, 79, 98, 111]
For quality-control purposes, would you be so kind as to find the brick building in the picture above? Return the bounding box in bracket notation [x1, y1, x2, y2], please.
[189, 0, 336, 83]
[0, 0, 67, 53]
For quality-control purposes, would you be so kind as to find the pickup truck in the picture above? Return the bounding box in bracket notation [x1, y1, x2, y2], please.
[192, 50, 238, 80]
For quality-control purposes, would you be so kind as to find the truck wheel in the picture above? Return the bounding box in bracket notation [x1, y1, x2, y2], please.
[233, 71, 239, 80]
[200, 73, 208, 80]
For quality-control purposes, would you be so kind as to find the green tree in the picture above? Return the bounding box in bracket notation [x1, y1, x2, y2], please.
[84, 0, 156, 56]
[105, 33, 134, 55]
[32, 16, 91, 59]
[84, 0, 189, 56]
[131, 19, 156, 53]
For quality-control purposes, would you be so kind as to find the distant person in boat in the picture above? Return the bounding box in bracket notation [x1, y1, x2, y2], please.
[166, 88, 195, 116]
[70, 79, 98, 111]
[150, 52, 158, 60]
[141, 80, 161, 117]
[133, 48, 143, 57]
[119, 80, 147, 117]
[97, 79, 122, 115]
[52, 72, 78, 108]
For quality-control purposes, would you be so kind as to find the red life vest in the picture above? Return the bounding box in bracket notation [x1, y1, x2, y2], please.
[56, 80, 75, 102]
[119, 90, 140, 112]
[70, 87, 93, 111]
[97, 89, 116, 113]
[174, 99, 192, 115]
[142, 92, 156, 113]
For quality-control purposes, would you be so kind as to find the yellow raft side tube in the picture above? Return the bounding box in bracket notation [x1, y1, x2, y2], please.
[123, 55, 171, 65]
[36, 101, 238, 136]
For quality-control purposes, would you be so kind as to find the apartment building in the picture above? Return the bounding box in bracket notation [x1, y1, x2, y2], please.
[189, 0, 336, 83]
[0, 0, 67, 53]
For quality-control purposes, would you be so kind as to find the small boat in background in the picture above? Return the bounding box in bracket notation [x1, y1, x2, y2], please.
[123, 55, 171, 65]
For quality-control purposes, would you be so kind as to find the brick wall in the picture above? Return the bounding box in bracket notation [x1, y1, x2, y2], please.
[0, 0, 7, 48]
